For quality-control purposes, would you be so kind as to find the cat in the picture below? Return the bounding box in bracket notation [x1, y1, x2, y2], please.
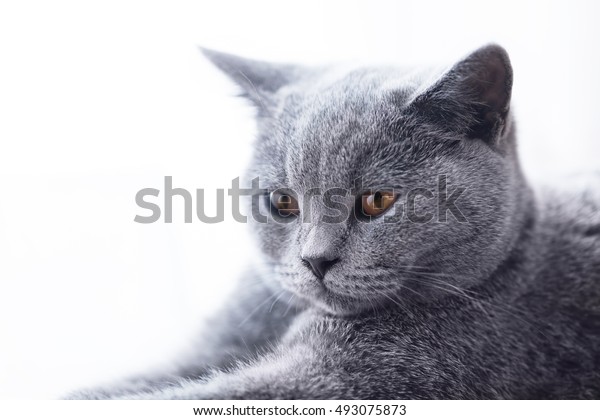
[69, 44, 600, 399]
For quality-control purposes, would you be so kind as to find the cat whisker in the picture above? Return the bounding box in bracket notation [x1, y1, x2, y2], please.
[403, 274, 549, 339]
[282, 293, 297, 317]
[238, 292, 281, 327]
[402, 270, 531, 318]
[269, 290, 287, 313]
[369, 287, 407, 312]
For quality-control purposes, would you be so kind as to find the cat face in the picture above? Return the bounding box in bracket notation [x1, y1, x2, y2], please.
[204, 45, 527, 315]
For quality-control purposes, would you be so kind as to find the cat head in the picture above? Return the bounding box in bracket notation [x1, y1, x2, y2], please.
[204, 45, 528, 315]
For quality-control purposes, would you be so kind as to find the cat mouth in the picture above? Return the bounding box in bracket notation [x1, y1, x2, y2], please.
[277, 264, 400, 315]
[288, 280, 376, 316]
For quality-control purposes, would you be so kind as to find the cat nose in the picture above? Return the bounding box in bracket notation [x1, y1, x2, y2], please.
[302, 256, 339, 280]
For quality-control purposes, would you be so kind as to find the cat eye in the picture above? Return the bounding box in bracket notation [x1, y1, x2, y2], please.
[269, 191, 300, 217]
[360, 191, 398, 218]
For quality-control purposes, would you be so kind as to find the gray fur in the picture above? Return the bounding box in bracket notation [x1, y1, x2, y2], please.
[68, 44, 600, 399]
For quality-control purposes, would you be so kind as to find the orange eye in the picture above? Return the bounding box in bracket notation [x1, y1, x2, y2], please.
[361, 191, 397, 217]
[270, 191, 300, 217]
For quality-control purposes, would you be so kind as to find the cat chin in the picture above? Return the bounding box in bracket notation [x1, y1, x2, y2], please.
[285, 283, 379, 317]
[309, 298, 366, 317]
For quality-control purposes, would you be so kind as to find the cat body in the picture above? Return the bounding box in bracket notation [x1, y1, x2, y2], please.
[69, 45, 600, 399]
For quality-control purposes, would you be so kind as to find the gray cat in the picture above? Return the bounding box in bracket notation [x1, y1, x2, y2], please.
[70, 44, 600, 399]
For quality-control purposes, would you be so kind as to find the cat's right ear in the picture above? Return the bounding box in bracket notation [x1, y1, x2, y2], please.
[409, 44, 513, 146]
[200, 48, 298, 113]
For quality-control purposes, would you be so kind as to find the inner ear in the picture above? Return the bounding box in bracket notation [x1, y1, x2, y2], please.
[462, 50, 512, 141]
[411, 44, 513, 145]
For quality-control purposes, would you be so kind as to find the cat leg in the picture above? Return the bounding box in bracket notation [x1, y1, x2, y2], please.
[109, 338, 349, 400]
[66, 267, 303, 399]
[110, 312, 362, 400]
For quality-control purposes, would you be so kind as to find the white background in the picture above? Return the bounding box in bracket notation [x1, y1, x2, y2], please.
[0, 0, 599, 399]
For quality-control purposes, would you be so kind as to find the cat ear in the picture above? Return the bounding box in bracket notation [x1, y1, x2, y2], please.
[200, 48, 298, 112]
[411, 44, 513, 144]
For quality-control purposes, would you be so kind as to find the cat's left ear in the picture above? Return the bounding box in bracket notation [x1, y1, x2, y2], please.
[201, 48, 299, 113]
[411, 44, 513, 145]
